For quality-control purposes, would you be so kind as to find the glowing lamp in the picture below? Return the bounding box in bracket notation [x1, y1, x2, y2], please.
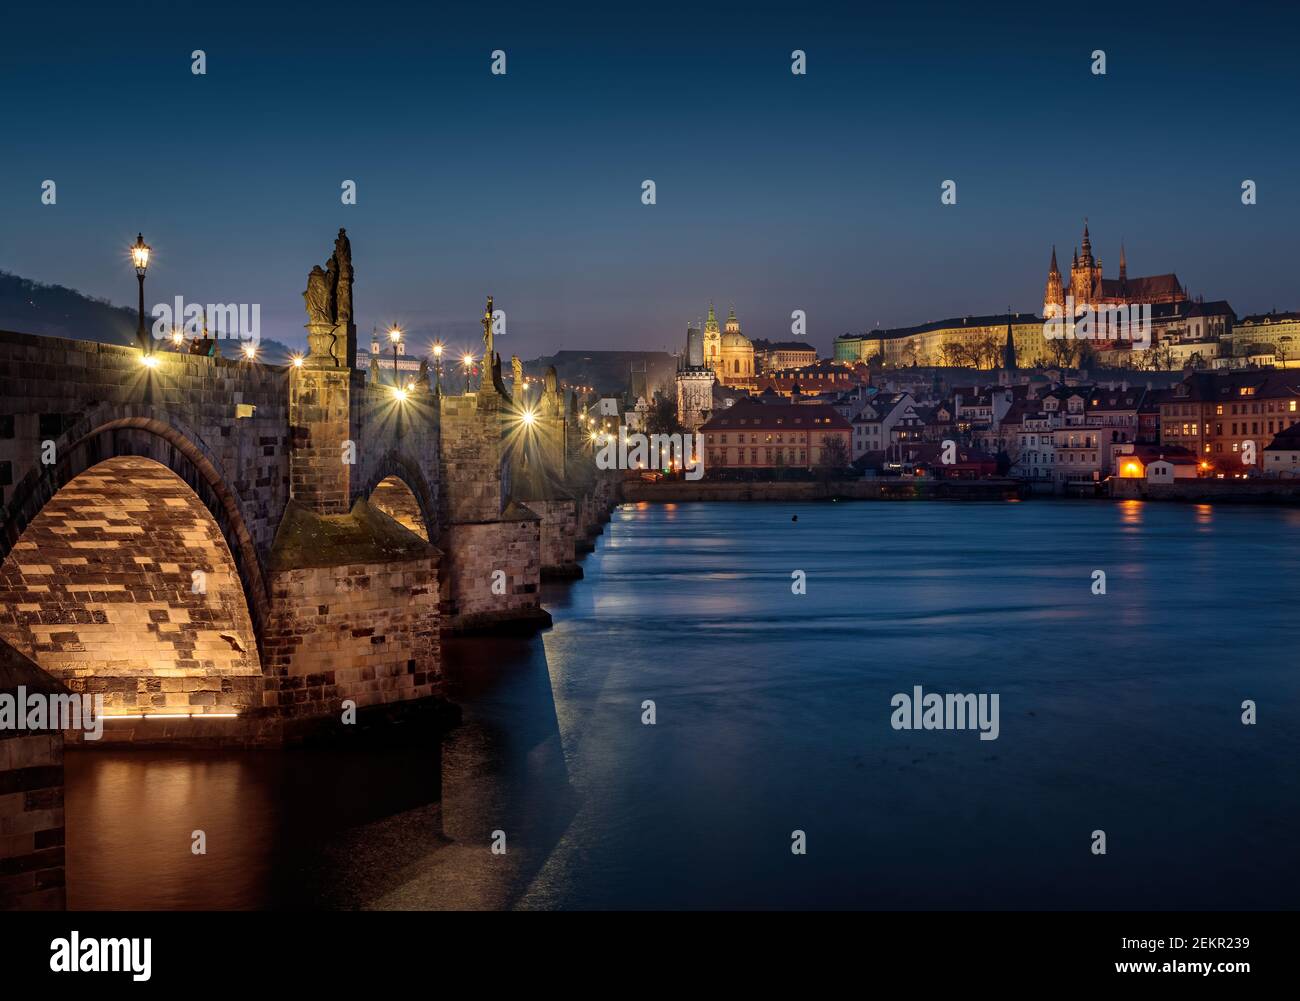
[130, 233, 151, 276]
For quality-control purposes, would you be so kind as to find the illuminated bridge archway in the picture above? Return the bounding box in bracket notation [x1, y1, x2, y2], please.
[0, 455, 264, 717]
[361, 455, 437, 544]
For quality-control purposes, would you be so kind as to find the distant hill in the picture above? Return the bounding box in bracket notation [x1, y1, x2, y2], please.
[524, 349, 677, 401]
[0, 270, 294, 364]
[0, 270, 139, 346]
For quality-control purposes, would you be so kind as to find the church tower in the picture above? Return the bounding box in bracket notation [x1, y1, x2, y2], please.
[1043, 246, 1065, 315]
[1069, 221, 1103, 307]
[676, 321, 716, 432]
[702, 302, 721, 373]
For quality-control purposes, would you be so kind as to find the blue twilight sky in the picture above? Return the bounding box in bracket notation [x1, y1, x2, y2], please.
[1, 0, 1297, 359]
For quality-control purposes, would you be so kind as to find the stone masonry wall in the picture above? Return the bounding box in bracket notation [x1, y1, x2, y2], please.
[289, 365, 351, 515]
[440, 519, 543, 628]
[0, 731, 64, 910]
[532, 498, 577, 572]
[438, 394, 506, 528]
[1, 639, 65, 910]
[262, 555, 439, 717]
[0, 332, 288, 563]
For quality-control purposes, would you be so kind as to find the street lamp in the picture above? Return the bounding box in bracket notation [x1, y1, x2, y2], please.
[388, 325, 403, 385]
[131, 233, 151, 353]
[462, 352, 475, 394]
[432, 342, 443, 393]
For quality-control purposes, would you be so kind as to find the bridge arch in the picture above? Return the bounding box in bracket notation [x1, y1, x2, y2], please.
[358, 452, 438, 544]
[1, 410, 271, 670]
[0, 452, 265, 716]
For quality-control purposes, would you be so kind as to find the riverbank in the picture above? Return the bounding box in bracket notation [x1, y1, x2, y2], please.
[621, 477, 1300, 505]
[1109, 477, 1300, 503]
[620, 478, 1026, 502]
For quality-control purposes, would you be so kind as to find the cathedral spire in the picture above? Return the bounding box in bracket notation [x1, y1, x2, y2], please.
[1119, 242, 1127, 282]
[1003, 308, 1017, 370]
[1080, 220, 1092, 264]
[1049, 245, 1059, 275]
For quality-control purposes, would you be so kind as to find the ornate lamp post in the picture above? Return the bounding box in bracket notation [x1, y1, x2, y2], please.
[131, 233, 151, 353]
[462, 353, 475, 394]
[432, 342, 443, 393]
[388, 325, 403, 384]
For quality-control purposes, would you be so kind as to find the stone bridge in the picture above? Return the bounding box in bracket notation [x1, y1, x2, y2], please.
[0, 234, 617, 752]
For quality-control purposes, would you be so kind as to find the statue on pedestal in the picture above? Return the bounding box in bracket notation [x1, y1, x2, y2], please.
[303, 228, 357, 367]
[304, 266, 333, 326]
[332, 229, 354, 324]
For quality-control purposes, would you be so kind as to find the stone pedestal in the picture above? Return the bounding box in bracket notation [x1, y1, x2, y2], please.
[290, 352, 352, 515]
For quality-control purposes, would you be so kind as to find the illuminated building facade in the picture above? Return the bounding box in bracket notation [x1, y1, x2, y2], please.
[700, 399, 851, 471]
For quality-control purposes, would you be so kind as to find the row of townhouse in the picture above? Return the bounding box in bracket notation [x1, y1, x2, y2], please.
[1156, 370, 1300, 472]
[994, 384, 1150, 490]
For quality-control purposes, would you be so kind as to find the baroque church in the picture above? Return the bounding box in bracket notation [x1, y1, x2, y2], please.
[1043, 222, 1186, 315]
[701, 303, 756, 389]
[677, 303, 761, 431]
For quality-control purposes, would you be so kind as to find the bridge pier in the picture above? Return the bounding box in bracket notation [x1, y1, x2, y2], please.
[438, 366, 551, 633]
[262, 499, 441, 719]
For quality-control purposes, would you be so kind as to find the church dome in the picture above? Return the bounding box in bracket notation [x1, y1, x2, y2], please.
[721, 330, 750, 348]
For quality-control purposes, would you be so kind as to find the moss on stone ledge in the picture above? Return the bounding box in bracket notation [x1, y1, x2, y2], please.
[270, 498, 440, 571]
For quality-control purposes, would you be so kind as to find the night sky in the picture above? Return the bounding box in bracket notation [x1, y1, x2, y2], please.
[2, 0, 1297, 359]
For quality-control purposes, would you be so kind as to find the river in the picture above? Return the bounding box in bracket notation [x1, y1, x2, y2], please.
[66, 499, 1300, 909]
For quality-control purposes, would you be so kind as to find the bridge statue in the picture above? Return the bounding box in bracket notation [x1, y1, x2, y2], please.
[304, 266, 333, 326]
[332, 228, 353, 324]
[482, 295, 495, 364]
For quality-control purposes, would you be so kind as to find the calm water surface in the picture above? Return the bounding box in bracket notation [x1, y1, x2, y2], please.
[66, 500, 1300, 909]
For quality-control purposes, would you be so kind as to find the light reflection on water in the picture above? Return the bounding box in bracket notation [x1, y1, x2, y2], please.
[66, 501, 1300, 909]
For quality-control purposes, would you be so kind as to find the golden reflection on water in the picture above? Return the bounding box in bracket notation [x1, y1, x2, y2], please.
[65, 752, 278, 910]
